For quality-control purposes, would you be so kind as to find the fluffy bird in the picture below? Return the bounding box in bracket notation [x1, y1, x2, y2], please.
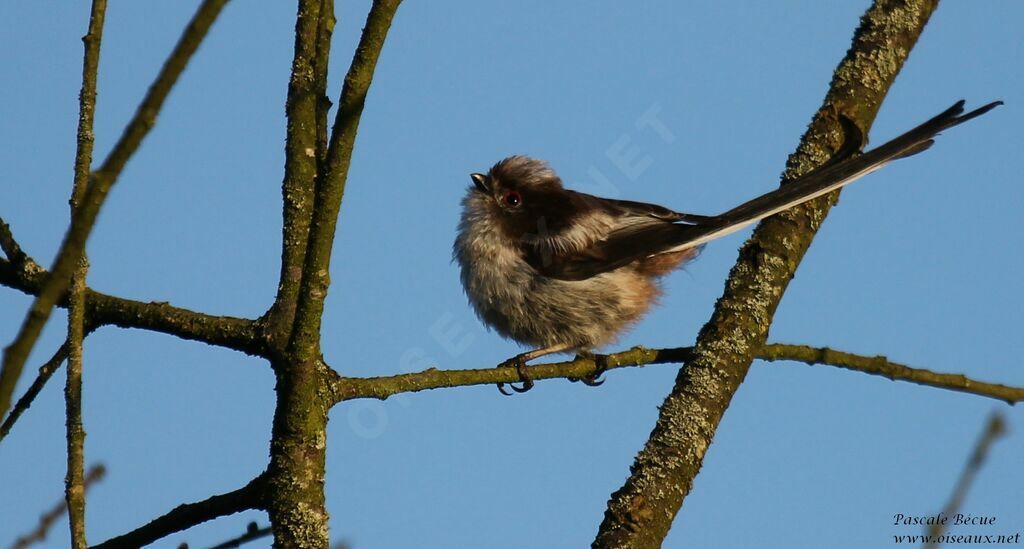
[454, 100, 1000, 392]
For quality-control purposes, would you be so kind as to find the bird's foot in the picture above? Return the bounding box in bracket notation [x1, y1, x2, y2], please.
[497, 354, 534, 395]
[569, 352, 608, 387]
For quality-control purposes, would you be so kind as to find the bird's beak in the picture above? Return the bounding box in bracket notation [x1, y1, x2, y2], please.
[470, 173, 490, 193]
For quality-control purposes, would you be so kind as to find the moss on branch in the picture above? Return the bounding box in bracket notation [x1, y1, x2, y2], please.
[594, 3, 945, 545]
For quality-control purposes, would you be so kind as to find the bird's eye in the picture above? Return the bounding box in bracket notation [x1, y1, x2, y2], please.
[501, 191, 522, 208]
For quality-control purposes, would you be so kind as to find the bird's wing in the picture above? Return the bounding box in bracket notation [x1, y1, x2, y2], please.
[522, 100, 1001, 282]
[593, 195, 717, 225]
[523, 218, 706, 280]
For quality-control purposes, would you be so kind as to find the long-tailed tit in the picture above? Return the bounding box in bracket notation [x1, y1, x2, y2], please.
[454, 100, 1000, 393]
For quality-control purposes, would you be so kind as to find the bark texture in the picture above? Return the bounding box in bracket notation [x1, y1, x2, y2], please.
[593, 1, 941, 547]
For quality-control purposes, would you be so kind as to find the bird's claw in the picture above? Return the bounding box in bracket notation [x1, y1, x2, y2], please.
[497, 356, 534, 395]
[569, 353, 608, 387]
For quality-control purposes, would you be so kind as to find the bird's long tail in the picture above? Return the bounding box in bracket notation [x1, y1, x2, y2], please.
[673, 100, 1002, 250]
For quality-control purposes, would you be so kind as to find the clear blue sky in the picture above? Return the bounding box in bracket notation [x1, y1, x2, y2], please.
[2, 2, 1022, 548]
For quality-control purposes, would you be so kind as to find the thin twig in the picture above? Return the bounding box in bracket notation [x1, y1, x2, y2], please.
[92, 474, 266, 549]
[12, 464, 106, 549]
[332, 346, 692, 402]
[0, 0, 232, 422]
[0, 217, 29, 266]
[0, 343, 69, 443]
[924, 413, 1008, 547]
[759, 345, 1024, 404]
[204, 522, 272, 549]
[66, 1, 107, 546]
[330, 343, 1024, 405]
[65, 269, 89, 549]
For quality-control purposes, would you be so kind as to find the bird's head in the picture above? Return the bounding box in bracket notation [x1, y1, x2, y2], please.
[468, 156, 577, 239]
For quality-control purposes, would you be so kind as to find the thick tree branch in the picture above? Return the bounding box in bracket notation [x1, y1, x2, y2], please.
[66, 2, 107, 546]
[0, 256, 261, 355]
[329, 343, 1024, 405]
[265, 2, 402, 546]
[91, 474, 266, 549]
[593, 2, 942, 546]
[0, 0, 231, 421]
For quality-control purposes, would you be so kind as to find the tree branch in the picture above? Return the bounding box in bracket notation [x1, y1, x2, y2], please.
[760, 345, 1024, 404]
[65, 253, 89, 549]
[0, 0, 232, 421]
[0, 245, 259, 439]
[66, 2, 107, 545]
[288, 0, 402, 359]
[206, 522, 273, 549]
[0, 218, 30, 267]
[12, 464, 106, 549]
[91, 474, 266, 549]
[331, 346, 692, 402]
[264, 2, 403, 546]
[0, 256, 261, 356]
[0, 343, 70, 443]
[924, 412, 1007, 547]
[267, 0, 336, 345]
[593, 3, 944, 545]
[329, 343, 1024, 405]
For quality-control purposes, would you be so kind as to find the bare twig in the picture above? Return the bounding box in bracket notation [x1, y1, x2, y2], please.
[12, 464, 106, 549]
[205, 522, 273, 549]
[92, 474, 266, 549]
[0, 0, 232, 422]
[0, 343, 69, 442]
[759, 345, 1024, 404]
[924, 413, 1008, 547]
[0, 217, 30, 267]
[263, 2, 403, 547]
[331, 346, 692, 402]
[65, 266, 89, 549]
[65, 2, 107, 546]
[330, 344, 1024, 405]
